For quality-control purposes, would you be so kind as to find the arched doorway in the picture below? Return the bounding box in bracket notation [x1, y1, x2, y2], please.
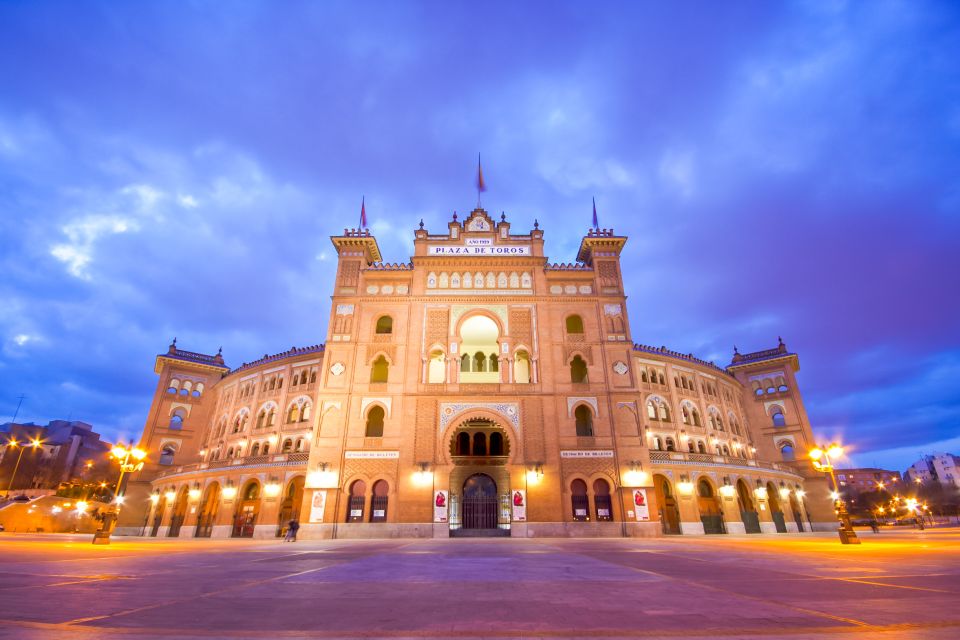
[150, 492, 167, 537]
[654, 475, 681, 535]
[346, 480, 366, 522]
[766, 482, 787, 533]
[736, 480, 761, 533]
[232, 481, 261, 537]
[462, 474, 498, 530]
[370, 480, 389, 522]
[276, 476, 305, 537]
[195, 482, 220, 538]
[593, 479, 613, 521]
[168, 487, 189, 537]
[789, 491, 805, 532]
[697, 479, 724, 534]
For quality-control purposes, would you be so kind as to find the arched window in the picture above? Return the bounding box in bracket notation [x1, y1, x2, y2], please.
[169, 409, 185, 430]
[370, 355, 389, 383]
[641, 370, 648, 383]
[347, 480, 366, 522]
[365, 406, 385, 438]
[251, 442, 260, 456]
[698, 480, 714, 498]
[570, 355, 588, 383]
[771, 408, 786, 427]
[461, 354, 471, 372]
[281, 438, 293, 453]
[267, 408, 276, 427]
[665, 437, 676, 452]
[653, 436, 663, 451]
[167, 378, 180, 394]
[489, 354, 498, 372]
[594, 479, 613, 521]
[459, 315, 500, 383]
[256, 410, 266, 429]
[722, 445, 730, 456]
[473, 352, 486, 372]
[472, 432, 487, 456]
[489, 432, 504, 456]
[428, 350, 446, 383]
[574, 405, 594, 437]
[646, 400, 658, 420]
[514, 350, 531, 384]
[456, 432, 470, 455]
[571, 479, 589, 521]
[681, 407, 691, 425]
[159, 445, 176, 465]
[375, 316, 393, 334]
[287, 404, 299, 423]
[295, 438, 304, 452]
[697, 441, 706, 453]
[310, 369, 317, 383]
[370, 480, 389, 522]
[658, 403, 671, 422]
[300, 402, 311, 422]
[688, 440, 695, 452]
[262, 443, 270, 455]
[692, 409, 702, 427]
[780, 442, 796, 461]
[566, 315, 585, 334]
[243, 482, 259, 501]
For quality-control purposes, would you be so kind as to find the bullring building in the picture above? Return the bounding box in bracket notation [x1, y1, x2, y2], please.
[117, 207, 835, 538]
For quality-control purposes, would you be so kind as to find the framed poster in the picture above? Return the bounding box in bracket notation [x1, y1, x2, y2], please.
[512, 489, 526, 522]
[632, 489, 650, 521]
[434, 490, 448, 523]
[309, 490, 327, 523]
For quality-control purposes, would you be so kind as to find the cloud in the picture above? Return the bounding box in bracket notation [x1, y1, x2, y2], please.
[50, 214, 140, 279]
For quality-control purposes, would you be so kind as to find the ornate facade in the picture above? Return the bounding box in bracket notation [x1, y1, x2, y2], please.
[117, 208, 835, 539]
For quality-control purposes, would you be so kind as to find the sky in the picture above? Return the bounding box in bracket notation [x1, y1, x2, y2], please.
[0, 1, 958, 472]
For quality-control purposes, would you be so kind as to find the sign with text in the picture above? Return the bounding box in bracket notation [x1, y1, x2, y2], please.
[309, 490, 327, 523]
[512, 489, 527, 522]
[434, 490, 448, 523]
[632, 489, 650, 521]
[560, 450, 615, 458]
[427, 244, 531, 256]
[344, 451, 400, 459]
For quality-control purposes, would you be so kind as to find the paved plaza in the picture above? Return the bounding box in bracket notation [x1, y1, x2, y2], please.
[0, 530, 958, 639]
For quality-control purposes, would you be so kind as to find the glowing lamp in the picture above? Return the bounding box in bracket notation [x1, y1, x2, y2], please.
[719, 485, 736, 498]
[623, 470, 649, 487]
[264, 482, 282, 497]
[131, 448, 147, 460]
[754, 487, 768, 499]
[111, 446, 128, 459]
[114, 496, 125, 505]
[149, 494, 160, 504]
[51, 506, 62, 514]
[809, 448, 823, 461]
[795, 489, 806, 498]
[188, 488, 201, 500]
[164, 490, 176, 501]
[827, 445, 844, 459]
[779, 487, 791, 499]
[677, 481, 694, 495]
[75, 501, 89, 513]
[221, 486, 238, 499]
[830, 491, 840, 500]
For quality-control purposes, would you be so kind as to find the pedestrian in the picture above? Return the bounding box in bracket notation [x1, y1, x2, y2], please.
[285, 518, 300, 542]
[869, 517, 879, 534]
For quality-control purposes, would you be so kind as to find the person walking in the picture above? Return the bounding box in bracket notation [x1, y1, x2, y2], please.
[284, 518, 300, 542]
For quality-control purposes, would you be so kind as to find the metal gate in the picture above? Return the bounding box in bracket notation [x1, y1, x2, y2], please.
[232, 513, 256, 538]
[772, 511, 788, 533]
[168, 514, 184, 537]
[701, 514, 725, 534]
[150, 513, 162, 537]
[462, 496, 498, 529]
[741, 510, 762, 533]
[793, 510, 805, 532]
[195, 515, 214, 538]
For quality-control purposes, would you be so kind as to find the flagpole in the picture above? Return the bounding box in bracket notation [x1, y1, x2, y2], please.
[477, 154, 482, 208]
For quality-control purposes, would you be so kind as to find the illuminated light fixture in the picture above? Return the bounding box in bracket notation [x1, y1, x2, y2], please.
[148, 493, 160, 504]
[114, 496, 125, 505]
[809, 448, 824, 461]
[221, 484, 238, 499]
[623, 460, 649, 487]
[795, 489, 806, 498]
[188, 487, 201, 501]
[827, 445, 844, 459]
[268, 435, 279, 445]
[830, 491, 840, 500]
[75, 500, 89, 513]
[164, 490, 176, 501]
[906, 498, 918, 510]
[711, 438, 720, 446]
[749, 446, 757, 454]
[413, 462, 434, 486]
[719, 478, 736, 498]
[305, 432, 313, 441]
[237, 439, 247, 448]
[51, 506, 62, 514]
[264, 482, 282, 497]
[306, 462, 338, 489]
[199, 449, 207, 457]
[779, 482, 790, 499]
[754, 486, 768, 499]
[677, 474, 694, 495]
[526, 462, 544, 484]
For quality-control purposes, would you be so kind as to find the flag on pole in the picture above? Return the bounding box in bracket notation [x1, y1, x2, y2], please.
[477, 154, 487, 193]
[359, 196, 367, 229]
[592, 197, 598, 229]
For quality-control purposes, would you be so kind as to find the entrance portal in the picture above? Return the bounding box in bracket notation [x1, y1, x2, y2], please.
[461, 474, 498, 530]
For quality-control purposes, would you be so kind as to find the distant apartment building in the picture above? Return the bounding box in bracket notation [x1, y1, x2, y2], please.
[0, 420, 113, 493]
[905, 453, 960, 489]
[834, 468, 902, 493]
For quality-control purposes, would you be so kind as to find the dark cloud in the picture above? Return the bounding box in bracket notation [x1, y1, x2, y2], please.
[0, 1, 958, 471]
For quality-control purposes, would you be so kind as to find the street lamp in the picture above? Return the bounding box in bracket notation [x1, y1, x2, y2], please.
[92, 443, 147, 544]
[3, 437, 43, 497]
[809, 443, 860, 545]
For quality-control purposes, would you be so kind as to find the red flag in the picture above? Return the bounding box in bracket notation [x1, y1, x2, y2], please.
[477, 154, 487, 193]
[359, 196, 367, 229]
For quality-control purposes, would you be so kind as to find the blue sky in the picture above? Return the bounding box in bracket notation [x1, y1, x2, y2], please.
[1, 1, 958, 472]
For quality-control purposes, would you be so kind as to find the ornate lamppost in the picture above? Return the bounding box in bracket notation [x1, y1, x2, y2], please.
[3, 437, 42, 497]
[92, 444, 146, 544]
[809, 443, 860, 544]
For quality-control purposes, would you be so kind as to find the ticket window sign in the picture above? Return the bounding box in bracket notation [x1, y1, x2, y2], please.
[512, 490, 526, 522]
[633, 489, 650, 521]
[434, 490, 448, 523]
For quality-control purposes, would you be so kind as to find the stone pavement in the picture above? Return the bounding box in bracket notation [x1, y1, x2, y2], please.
[0, 529, 958, 639]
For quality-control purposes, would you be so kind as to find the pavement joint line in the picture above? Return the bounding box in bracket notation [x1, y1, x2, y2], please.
[829, 577, 955, 594]
[575, 547, 876, 629]
[59, 563, 337, 626]
[1, 618, 960, 637]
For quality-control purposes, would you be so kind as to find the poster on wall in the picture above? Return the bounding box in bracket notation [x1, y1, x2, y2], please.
[309, 490, 327, 523]
[632, 489, 650, 521]
[433, 490, 448, 523]
[512, 489, 527, 522]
